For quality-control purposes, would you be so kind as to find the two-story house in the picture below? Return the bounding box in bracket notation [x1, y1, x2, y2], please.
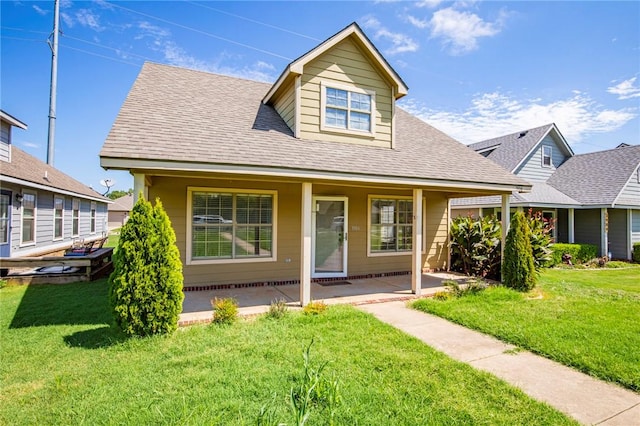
[0, 110, 110, 261]
[100, 23, 530, 304]
[452, 124, 640, 260]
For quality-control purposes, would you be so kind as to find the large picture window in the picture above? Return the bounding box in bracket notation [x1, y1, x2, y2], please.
[369, 198, 413, 253]
[189, 189, 276, 262]
[54, 197, 64, 240]
[321, 82, 375, 134]
[21, 192, 36, 244]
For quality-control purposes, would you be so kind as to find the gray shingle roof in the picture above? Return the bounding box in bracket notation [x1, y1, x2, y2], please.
[101, 62, 529, 190]
[546, 144, 640, 206]
[108, 193, 134, 211]
[1, 145, 109, 202]
[468, 124, 556, 172]
[452, 182, 581, 207]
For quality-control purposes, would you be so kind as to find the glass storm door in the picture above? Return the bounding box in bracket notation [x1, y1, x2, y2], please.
[312, 197, 348, 278]
[0, 191, 11, 257]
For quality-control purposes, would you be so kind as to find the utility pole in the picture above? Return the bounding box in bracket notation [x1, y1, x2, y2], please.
[47, 0, 60, 166]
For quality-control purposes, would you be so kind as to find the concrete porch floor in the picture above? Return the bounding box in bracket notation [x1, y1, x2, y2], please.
[179, 272, 468, 325]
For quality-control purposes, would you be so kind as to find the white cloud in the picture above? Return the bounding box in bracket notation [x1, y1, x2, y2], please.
[361, 15, 419, 55]
[407, 15, 429, 29]
[400, 91, 636, 144]
[32, 5, 48, 15]
[136, 21, 171, 40]
[415, 0, 443, 8]
[429, 7, 505, 55]
[75, 9, 103, 31]
[22, 141, 40, 149]
[607, 77, 640, 100]
[61, 12, 74, 28]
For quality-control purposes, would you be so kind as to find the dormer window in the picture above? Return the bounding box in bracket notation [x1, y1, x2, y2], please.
[542, 146, 552, 167]
[321, 82, 375, 136]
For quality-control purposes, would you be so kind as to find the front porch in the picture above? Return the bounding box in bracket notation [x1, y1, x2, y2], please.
[179, 272, 470, 325]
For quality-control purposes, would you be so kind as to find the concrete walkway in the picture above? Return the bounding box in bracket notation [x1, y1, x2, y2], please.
[359, 301, 640, 426]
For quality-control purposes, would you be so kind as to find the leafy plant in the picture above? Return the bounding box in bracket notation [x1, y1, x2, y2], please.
[526, 209, 554, 270]
[502, 211, 536, 291]
[109, 194, 184, 337]
[443, 279, 488, 297]
[266, 298, 289, 319]
[633, 242, 640, 263]
[211, 297, 238, 325]
[450, 214, 502, 279]
[303, 300, 327, 315]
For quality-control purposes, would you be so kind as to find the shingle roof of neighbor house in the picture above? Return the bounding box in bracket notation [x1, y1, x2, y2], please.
[468, 124, 572, 173]
[453, 182, 581, 207]
[547, 144, 640, 206]
[108, 193, 134, 212]
[1, 145, 109, 202]
[101, 62, 529, 190]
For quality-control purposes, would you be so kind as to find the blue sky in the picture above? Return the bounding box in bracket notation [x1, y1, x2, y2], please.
[2, 1, 639, 192]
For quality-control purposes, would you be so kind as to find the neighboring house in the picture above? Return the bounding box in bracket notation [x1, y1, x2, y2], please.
[108, 193, 133, 229]
[0, 110, 110, 259]
[452, 123, 640, 260]
[100, 23, 530, 303]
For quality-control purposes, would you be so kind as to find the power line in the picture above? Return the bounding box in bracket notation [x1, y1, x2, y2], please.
[60, 44, 140, 66]
[0, 36, 46, 43]
[1, 26, 50, 35]
[184, 1, 321, 42]
[102, 1, 293, 61]
[60, 33, 152, 61]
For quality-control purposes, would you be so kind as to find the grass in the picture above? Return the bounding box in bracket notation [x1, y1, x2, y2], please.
[0, 280, 575, 425]
[413, 268, 640, 391]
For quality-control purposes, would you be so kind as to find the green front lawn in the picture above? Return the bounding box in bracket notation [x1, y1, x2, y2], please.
[413, 268, 640, 391]
[0, 280, 574, 425]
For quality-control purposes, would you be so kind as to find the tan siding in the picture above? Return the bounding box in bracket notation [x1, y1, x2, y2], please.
[298, 37, 393, 148]
[424, 192, 449, 270]
[272, 80, 296, 133]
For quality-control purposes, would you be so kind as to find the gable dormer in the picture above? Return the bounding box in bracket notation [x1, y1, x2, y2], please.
[514, 124, 573, 182]
[263, 23, 408, 149]
[0, 110, 28, 163]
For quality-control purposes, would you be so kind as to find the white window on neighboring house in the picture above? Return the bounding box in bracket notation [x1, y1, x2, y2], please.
[90, 202, 97, 234]
[188, 189, 276, 264]
[542, 146, 552, 167]
[0, 193, 9, 244]
[321, 82, 375, 135]
[72, 198, 80, 236]
[21, 192, 36, 245]
[54, 196, 64, 240]
[369, 197, 413, 254]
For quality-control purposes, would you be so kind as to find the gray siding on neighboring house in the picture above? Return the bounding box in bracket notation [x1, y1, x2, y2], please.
[515, 135, 569, 182]
[2, 182, 109, 257]
[608, 209, 628, 259]
[574, 209, 602, 255]
[633, 210, 640, 245]
[0, 123, 10, 162]
[556, 208, 568, 243]
[616, 166, 640, 206]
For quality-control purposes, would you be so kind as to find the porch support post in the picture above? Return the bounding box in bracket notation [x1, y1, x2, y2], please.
[300, 182, 312, 306]
[411, 188, 423, 295]
[627, 209, 633, 260]
[601, 208, 608, 257]
[501, 194, 510, 259]
[133, 173, 148, 203]
[568, 208, 575, 243]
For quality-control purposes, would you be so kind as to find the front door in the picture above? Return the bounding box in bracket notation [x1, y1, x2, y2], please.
[0, 190, 11, 257]
[312, 197, 348, 278]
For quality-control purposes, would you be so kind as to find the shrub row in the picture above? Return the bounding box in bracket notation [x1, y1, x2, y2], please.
[634, 242, 640, 263]
[548, 243, 598, 266]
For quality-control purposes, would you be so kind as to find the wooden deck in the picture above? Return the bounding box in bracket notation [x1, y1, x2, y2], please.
[0, 248, 114, 285]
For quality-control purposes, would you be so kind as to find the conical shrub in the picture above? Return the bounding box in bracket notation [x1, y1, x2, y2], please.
[502, 211, 536, 291]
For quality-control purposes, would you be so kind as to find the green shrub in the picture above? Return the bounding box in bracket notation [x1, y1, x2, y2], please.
[0, 279, 6, 290]
[633, 242, 640, 263]
[303, 300, 328, 315]
[211, 297, 238, 325]
[266, 298, 288, 319]
[526, 209, 553, 270]
[109, 195, 184, 337]
[450, 214, 501, 279]
[605, 261, 631, 268]
[432, 290, 453, 301]
[443, 279, 488, 297]
[502, 211, 536, 291]
[549, 243, 598, 266]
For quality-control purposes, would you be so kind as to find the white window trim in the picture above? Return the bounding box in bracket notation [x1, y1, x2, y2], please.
[186, 187, 278, 265]
[542, 146, 552, 168]
[90, 201, 97, 235]
[53, 196, 65, 241]
[367, 194, 426, 257]
[542, 209, 557, 240]
[320, 81, 376, 137]
[72, 198, 80, 237]
[20, 190, 37, 247]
